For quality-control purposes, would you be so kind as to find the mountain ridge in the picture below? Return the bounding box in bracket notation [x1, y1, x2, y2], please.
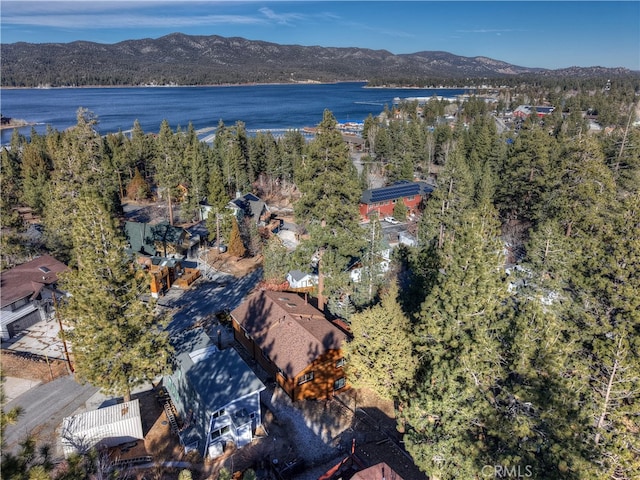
[1, 32, 634, 87]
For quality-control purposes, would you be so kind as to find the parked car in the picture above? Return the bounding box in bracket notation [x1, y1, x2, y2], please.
[384, 216, 399, 224]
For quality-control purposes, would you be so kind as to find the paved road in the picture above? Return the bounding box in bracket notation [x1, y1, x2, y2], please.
[3, 375, 99, 456]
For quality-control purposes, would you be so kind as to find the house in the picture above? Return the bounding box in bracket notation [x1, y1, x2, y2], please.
[199, 193, 270, 226]
[513, 105, 555, 119]
[359, 181, 434, 221]
[163, 327, 266, 459]
[286, 270, 318, 291]
[124, 221, 202, 258]
[60, 399, 144, 458]
[227, 193, 270, 226]
[1, 255, 68, 341]
[351, 462, 405, 480]
[231, 290, 350, 401]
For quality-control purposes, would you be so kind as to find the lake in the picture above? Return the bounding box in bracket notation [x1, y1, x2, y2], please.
[1, 82, 468, 144]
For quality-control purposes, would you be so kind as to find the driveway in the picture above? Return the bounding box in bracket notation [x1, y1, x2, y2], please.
[167, 267, 262, 334]
[2, 375, 99, 457]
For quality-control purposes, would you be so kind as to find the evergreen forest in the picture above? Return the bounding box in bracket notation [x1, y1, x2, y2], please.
[1, 78, 639, 479]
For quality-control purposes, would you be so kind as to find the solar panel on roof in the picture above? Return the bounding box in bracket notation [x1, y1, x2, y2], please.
[361, 181, 433, 204]
[369, 184, 420, 202]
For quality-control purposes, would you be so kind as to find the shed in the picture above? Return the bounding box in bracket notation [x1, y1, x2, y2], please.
[61, 399, 143, 457]
[286, 270, 318, 290]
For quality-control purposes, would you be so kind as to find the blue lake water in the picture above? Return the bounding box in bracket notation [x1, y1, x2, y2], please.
[1, 82, 468, 144]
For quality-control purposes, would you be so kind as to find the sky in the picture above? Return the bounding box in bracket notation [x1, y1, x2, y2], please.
[1, 1, 639, 70]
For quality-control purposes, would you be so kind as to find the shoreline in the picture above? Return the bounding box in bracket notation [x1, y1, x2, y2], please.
[0, 80, 363, 90]
[0, 120, 34, 131]
[0, 81, 476, 91]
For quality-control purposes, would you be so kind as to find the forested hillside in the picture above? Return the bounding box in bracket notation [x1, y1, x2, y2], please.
[2, 32, 637, 87]
[1, 79, 638, 479]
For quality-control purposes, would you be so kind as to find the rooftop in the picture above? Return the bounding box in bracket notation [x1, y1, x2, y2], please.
[361, 181, 434, 205]
[351, 462, 404, 480]
[170, 327, 265, 413]
[0, 255, 68, 307]
[231, 290, 348, 377]
[124, 221, 188, 256]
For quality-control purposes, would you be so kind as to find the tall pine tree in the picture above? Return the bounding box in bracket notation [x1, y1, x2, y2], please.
[294, 109, 364, 313]
[344, 283, 416, 400]
[60, 194, 171, 401]
[403, 203, 509, 479]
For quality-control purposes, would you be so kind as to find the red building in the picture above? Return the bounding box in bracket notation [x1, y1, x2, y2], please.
[359, 180, 434, 221]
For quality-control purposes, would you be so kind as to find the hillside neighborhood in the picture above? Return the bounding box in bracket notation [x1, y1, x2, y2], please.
[2, 65, 639, 480]
[2, 168, 433, 478]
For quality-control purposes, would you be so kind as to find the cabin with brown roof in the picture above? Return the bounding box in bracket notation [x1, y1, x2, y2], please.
[1, 255, 68, 341]
[230, 290, 350, 401]
[351, 462, 404, 480]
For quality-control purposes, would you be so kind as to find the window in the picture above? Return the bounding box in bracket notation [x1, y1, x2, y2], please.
[235, 408, 249, 419]
[212, 409, 226, 418]
[336, 358, 345, 368]
[11, 297, 28, 311]
[298, 371, 314, 385]
[211, 425, 230, 439]
[334, 377, 346, 391]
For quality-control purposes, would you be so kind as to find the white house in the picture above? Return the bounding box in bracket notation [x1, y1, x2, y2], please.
[163, 327, 266, 458]
[286, 270, 318, 290]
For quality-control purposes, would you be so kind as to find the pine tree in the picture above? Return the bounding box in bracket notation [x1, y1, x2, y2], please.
[183, 123, 208, 220]
[20, 133, 51, 214]
[125, 167, 151, 201]
[403, 205, 509, 479]
[417, 148, 474, 250]
[0, 128, 24, 219]
[544, 136, 615, 238]
[344, 283, 416, 400]
[262, 235, 289, 284]
[205, 163, 230, 243]
[294, 110, 364, 313]
[496, 123, 555, 224]
[489, 298, 593, 479]
[570, 193, 640, 479]
[123, 119, 155, 181]
[154, 119, 182, 225]
[227, 216, 246, 258]
[59, 194, 172, 401]
[279, 129, 304, 186]
[43, 108, 116, 262]
[392, 198, 408, 221]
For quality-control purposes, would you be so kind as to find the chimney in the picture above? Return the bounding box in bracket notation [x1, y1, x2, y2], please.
[235, 190, 242, 199]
